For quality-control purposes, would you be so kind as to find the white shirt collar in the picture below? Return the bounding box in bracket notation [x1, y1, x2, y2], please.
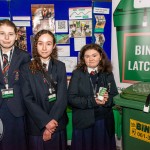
[87, 67, 98, 74]
[41, 59, 50, 70]
[0, 47, 14, 68]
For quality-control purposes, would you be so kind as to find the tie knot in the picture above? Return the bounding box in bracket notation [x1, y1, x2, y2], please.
[43, 63, 47, 71]
[90, 70, 96, 75]
[3, 54, 8, 60]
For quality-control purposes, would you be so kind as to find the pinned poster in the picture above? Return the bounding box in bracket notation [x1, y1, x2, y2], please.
[69, 7, 92, 20]
[31, 4, 55, 34]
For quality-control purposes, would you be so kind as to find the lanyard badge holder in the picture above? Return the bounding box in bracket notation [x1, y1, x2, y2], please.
[1, 86, 14, 99]
[43, 71, 57, 102]
[1, 51, 14, 99]
[48, 87, 56, 102]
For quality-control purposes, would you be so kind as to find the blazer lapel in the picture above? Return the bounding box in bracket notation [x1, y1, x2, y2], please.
[84, 71, 93, 94]
[34, 71, 48, 93]
[8, 48, 19, 75]
[8, 49, 21, 86]
[48, 60, 57, 81]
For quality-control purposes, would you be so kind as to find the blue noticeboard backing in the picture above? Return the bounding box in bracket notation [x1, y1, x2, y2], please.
[0, 0, 92, 54]
[0, 0, 112, 75]
[92, 1, 112, 59]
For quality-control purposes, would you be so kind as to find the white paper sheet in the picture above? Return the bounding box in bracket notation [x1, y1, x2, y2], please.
[58, 57, 77, 73]
[57, 46, 70, 56]
[55, 20, 68, 33]
[74, 38, 86, 51]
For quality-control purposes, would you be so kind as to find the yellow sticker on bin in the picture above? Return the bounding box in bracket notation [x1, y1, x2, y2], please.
[130, 119, 150, 143]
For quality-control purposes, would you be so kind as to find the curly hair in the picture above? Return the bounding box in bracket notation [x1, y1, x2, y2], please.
[76, 43, 112, 73]
[29, 30, 58, 73]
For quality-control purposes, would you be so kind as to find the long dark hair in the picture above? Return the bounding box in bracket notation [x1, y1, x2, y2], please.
[77, 43, 112, 73]
[29, 30, 57, 73]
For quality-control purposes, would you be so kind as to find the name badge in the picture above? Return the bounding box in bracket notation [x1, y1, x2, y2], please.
[48, 93, 56, 102]
[1, 88, 14, 98]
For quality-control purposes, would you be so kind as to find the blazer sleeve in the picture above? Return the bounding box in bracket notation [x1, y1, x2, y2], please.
[68, 70, 97, 109]
[23, 52, 31, 63]
[19, 49, 31, 65]
[20, 64, 51, 129]
[48, 63, 68, 121]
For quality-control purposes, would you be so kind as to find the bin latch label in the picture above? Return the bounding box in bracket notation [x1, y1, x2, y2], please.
[130, 119, 150, 143]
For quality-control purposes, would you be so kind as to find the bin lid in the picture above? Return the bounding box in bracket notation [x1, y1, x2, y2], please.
[114, 0, 142, 13]
[113, 94, 150, 113]
[120, 82, 150, 102]
[113, 0, 150, 27]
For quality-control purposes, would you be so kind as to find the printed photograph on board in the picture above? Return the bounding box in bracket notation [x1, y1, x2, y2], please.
[15, 27, 27, 51]
[55, 34, 70, 44]
[31, 4, 55, 34]
[94, 15, 106, 32]
[94, 33, 105, 47]
[69, 20, 92, 38]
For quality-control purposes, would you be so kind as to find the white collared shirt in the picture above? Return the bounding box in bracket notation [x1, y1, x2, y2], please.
[41, 59, 50, 71]
[87, 67, 98, 74]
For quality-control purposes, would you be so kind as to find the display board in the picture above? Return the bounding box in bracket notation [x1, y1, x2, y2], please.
[0, 0, 112, 75]
[92, 1, 112, 59]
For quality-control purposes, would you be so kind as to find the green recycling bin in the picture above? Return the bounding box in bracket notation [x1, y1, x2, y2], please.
[113, 0, 150, 83]
[114, 94, 150, 150]
[66, 107, 72, 141]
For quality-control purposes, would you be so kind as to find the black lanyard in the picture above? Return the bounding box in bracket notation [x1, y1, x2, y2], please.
[43, 74, 53, 94]
[42, 61, 56, 94]
[89, 74, 99, 98]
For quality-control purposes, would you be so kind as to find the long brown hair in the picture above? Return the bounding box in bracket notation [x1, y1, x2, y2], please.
[76, 43, 112, 73]
[0, 19, 17, 33]
[29, 30, 57, 73]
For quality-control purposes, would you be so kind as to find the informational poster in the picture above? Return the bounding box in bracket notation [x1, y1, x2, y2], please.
[55, 20, 68, 33]
[112, 0, 130, 91]
[58, 57, 77, 73]
[31, 4, 55, 34]
[93, 2, 112, 59]
[74, 38, 86, 51]
[57, 46, 70, 56]
[113, 0, 150, 84]
[69, 7, 92, 20]
[69, 20, 92, 38]
[94, 33, 105, 47]
[94, 15, 106, 32]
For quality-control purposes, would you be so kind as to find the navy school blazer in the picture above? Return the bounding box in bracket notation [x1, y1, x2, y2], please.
[20, 59, 68, 135]
[0, 47, 31, 117]
[68, 69, 118, 131]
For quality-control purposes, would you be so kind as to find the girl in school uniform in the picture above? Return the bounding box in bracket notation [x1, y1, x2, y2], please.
[68, 43, 118, 150]
[20, 30, 68, 150]
[0, 19, 30, 150]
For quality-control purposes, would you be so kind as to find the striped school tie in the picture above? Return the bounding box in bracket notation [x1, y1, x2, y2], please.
[2, 54, 10, 75]
[43, 63, 47, 72]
